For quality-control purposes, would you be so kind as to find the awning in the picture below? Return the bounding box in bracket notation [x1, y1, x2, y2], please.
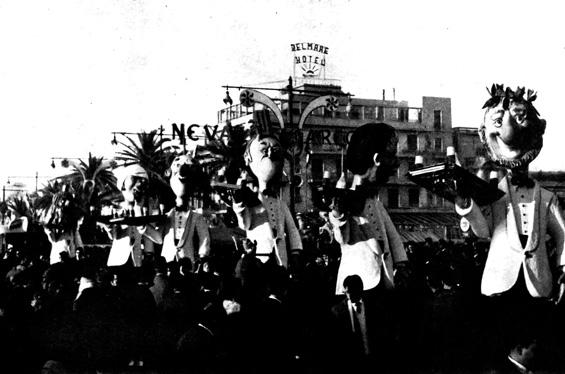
[390, 212, 460, 227]
[389, 212, 461, 243]
[399, 230, 442, 243]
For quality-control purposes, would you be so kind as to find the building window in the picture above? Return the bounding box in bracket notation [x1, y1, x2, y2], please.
[434, 137, 442, 152]
[434, 110, 442, 130]
[376, 106, 384, 121]
[408, 188, 420, 207]
[407, 134, 418, 151]
[388, 188, 399, 208]
[427, 191, 434, 208]
[464, 157, 476, 169]
[311, 158, 323, 181]
[398, 108, 409, 122]
[433, 195, 444, 208]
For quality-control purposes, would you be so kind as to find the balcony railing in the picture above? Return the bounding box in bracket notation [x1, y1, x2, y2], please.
[217, 99, 423, 125]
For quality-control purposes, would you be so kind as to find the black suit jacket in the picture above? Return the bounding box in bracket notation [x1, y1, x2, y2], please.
[330, 297, 377, 360]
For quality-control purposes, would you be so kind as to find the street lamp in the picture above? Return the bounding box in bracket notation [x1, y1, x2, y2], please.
[223, 89, 233, 106]
[51, 157, 81, 169]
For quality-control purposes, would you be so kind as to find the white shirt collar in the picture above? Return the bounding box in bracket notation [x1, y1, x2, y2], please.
[348, 299, 363, 312]
[507, 355, 531, 373]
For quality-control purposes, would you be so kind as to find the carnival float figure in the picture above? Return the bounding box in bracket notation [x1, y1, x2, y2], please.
[454, 85, 565, 370]
[328, 122, 410, 295]
[105, 165, 162, 267]
[38, 184, 84, 264]
[232, 126, 302, 269]
[160, 154, 211, 264]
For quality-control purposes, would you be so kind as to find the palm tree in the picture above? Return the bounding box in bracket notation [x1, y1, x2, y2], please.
[114, 130, 174, 207]
[4, 193, 50, 255]
[62, 154, 120, 244]
[197, 122, 248, 184]
[6, 193, 32, 219]
[115, 130, 170, 181]
[66, 153, 116, 192]
[64, 153, 120, 212]
[32, 180, 65, 216]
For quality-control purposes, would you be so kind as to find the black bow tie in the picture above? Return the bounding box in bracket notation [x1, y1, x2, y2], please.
[510, 174, 535, 188]
[175, 205, 189, 212]
[261, 188, 277, 197]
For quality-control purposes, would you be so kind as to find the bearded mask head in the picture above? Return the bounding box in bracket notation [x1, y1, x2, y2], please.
[479, 84, 546, 170]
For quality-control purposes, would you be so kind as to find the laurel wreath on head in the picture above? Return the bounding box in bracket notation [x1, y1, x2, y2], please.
[482, 83, 539, 116]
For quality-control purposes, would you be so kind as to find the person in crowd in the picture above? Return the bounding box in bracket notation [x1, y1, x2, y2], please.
[330, 274, 380, 367]
[73, 264, 122, 371]
[234, 238, 266, 308]
[454, 85, 565, 371]
[105, 164, 162, 267]
[109, 265, 157, 368]
[149, 255, 170, 308]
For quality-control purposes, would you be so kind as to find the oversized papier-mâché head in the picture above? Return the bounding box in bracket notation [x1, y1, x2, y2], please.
[117, 164, 149, 205]
[167, 154, 200, 202]
[479, 84, 546, 170]
[244, 129, 284, 189]
[345, 122, 399, 186]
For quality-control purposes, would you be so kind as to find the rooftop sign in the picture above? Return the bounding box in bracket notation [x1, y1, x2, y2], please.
[290, 42, 328, 78]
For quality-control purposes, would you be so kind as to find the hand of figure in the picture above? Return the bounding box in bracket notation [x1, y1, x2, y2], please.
[555, 273, 565, 305]
[331, 192, 349, 219]
[289, 251, 303, 277]
[394, 262, 413, 290]
[233, 185, 259, 206]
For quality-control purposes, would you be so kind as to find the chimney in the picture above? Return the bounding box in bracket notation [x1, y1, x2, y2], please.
[382, 89, 385, 101]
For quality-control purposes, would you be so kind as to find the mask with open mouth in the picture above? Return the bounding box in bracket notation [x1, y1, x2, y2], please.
[479, 84, 546, 170]
[168, 154, 208, 206]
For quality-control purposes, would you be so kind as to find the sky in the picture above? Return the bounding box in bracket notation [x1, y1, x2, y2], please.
[1, 0, 564, 191]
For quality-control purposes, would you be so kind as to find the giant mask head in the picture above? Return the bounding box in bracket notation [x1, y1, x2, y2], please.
[117, 164, 149, 206]
[345, 122, 399, 187]
[244, 134, 284, 190]
[479, 84, 546, 170]
[167, 154, 201, 205]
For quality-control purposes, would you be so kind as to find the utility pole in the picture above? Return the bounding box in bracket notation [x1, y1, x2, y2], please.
[287, 76, 296, 216]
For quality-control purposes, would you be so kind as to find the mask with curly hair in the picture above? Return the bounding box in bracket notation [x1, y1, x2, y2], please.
[479, 84, 546, 170]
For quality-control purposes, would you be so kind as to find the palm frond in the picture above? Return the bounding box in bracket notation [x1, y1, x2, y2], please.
[6, 194, 32, 218]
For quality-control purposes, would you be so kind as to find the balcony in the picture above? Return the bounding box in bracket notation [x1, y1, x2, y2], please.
[217, 99, 423, 125]
[217, 103, 255, 123]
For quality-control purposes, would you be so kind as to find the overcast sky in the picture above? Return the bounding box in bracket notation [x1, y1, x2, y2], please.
[1, 0, 564, 190]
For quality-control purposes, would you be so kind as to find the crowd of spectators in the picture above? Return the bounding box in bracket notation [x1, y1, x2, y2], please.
[1, 217, 562, 373]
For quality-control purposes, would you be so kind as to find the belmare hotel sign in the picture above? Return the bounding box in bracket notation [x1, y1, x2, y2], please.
[290, 42, 328, 78]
